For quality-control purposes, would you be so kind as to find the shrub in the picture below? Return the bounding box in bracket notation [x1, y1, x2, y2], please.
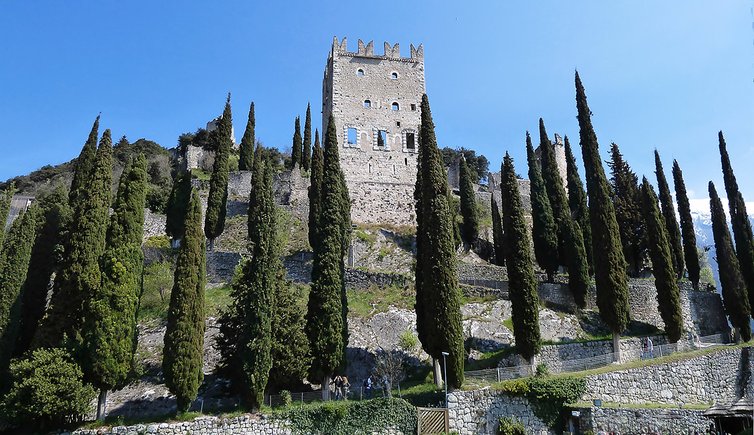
[398, 330, 419, 353]
[498, 376, 586, 429]
[535, 362, 549, 377]
[282, 397, 416, 434]
[280, 390, 292, 407]
[497, 416, 526, 435]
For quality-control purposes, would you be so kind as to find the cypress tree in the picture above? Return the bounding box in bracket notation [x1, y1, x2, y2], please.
[305, 114, 350, 399]
[165, 170, 192, 245]
[302, 103, 312, 171]
[539, 119, 589, 307]
[269, 282, 310, 391]
[308, 129, 323, 249]
[640, 178, 683, 343]
[290, 116, 302, 169]
[564, 136, 593, 273]
[163, 189, 206, 413]
[708, 182, 752, 341]
[38, 130, 113, 348]
[0, 183, 16, 246]
[500, 153, 541, 363]
[654, 151, 684, 278]
[672, 160, 701, 289]
[238, 102, 255, 171]
[0, 206, 40, 372]
[83, 156, 148, 420]
[526, 133, 559, 281]
[69, 115, 100, 206]
[718, 131, 754, 317]
[608, 143, 645, 276]
[459, 156, 479, 247]
[205, 94, 232, 250]
[413, 94, 464, 388]
[575, 72, 630, 360]
[491, 194, 505, 266]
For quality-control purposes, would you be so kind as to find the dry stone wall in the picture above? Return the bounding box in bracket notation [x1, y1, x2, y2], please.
[578, 406, 709, 434]
[448, 389, 550, 435]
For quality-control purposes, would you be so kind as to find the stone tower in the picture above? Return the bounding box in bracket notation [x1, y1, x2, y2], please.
[322, 37, 426, 225]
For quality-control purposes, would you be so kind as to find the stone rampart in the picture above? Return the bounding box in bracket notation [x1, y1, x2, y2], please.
[578, 406, 709, 434]
[448, 389, 550, 435]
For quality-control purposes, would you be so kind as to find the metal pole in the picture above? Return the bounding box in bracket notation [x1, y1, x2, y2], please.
[442, 351, 449, 408]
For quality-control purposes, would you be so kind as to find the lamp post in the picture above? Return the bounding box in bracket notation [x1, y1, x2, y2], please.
[441, 351, 449, 408]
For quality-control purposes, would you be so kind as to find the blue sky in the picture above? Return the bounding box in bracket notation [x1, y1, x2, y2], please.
[1, 1, 753, 206]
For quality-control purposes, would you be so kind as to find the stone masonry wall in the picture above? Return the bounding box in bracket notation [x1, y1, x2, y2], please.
[579, 406, 710, 434]
[70, 414, 289, 435]
[448, 389, 551, 435]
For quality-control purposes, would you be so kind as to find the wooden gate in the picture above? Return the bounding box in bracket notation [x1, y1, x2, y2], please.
[417, 407, 449, 434]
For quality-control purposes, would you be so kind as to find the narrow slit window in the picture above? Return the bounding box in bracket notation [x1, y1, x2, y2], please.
[347, 128, 357, 146]
[406, 133, 415, 150]
[405, 158, 408, 166]
[391, 102, 399, 111]
[363, 99, 371, 109]
[377, 130, 387, 148]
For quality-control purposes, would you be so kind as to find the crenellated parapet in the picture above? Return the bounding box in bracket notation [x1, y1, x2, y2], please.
[331, 36, 423, 62]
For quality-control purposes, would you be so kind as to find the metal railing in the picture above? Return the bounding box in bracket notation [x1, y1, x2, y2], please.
[265, 385, 395, 408]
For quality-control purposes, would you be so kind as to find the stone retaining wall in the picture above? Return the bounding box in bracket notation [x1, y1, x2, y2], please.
[448, 389, 550, 435]
[578, 406, 710, 434]
[70, 414, 289, 435]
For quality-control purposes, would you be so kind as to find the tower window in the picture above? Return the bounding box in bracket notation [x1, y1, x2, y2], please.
[357, 69, 365, 77]
[406, 133, 415, 150]
[347, 127, 357, 146]
[410, 103, 417, 111]
[396, 121, 401, 127]
[391, 72, 398, 79]
[377, 130, 387, 148]
[363, 100, 371, 109]
[391, 102, 399, 111]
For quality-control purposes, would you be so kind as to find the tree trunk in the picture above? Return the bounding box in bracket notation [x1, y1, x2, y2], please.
[612, 333, 622, 363]
[207, 238, 214, 252]
[96, 389, 108, 421]
[529, 355, 537, 376]
[433, 358, 443, 388]
[322, 375, 331, 401]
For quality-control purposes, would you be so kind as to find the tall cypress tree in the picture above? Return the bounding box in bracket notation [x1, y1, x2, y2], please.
[305, 114, 350, 399]
[290, 116, 303, 170]
[0, 183, 16, 246]
[640, 178, 683, 343]
[84, 156, 148, 420]
[205, 94, 232, 250]
[0, 206, 39, 372]
[500, 153, 541, 363]
[608, 143, 645, 276]
[491, 194, 505, 266]
[302, 103, 312, 171]
[38, 129, 113, 349]
[69, 115, 100, 206]
[564, 136, 593, 273]
[239, 102, 255, 171]
[413, 94, 464, 388]
[459, 156, 479, 247]
[575, 72, 630, 360]
[708, 182, 752, 341]
[654, 150, 684, 278]
[163, 189, 206, 413]
[165, 170, 192, 245]
[672, 160, 701, 289]
[718, 131, 754, 317]
[308, 129, 323, 250]
[526, 133, 559, 281]
[539, 119, 589, 307]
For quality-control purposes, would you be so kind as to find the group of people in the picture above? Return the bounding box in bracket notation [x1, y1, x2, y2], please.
[640, 336, 655, 359]
[329, 373, 392, 400]
[329, 375, 350, 400]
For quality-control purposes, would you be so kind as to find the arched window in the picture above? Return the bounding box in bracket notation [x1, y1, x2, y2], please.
[357, 69, 365, 77]
[391, 72, 398, 79]
[364, 100, 371, 109]
[391, 102, 399, 111]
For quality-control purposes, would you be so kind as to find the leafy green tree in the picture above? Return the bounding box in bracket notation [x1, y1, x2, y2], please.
[83, 156, 148, 420]
[440, 147, 490, 184]
[459, 156, 479, 247]
[413, 94, 464, 388]
[608, 142, 645, 276]
[1, 348, 96, 428]
[165, 170, 192, 245]
[526, 133, 558, 281]
[68, 115, 100, 207]
[0, 183, 17, 246]
[564, 136, 593, 273]
[654, 151, 684, 278]
[290, 116, 303, 169]
[708, 182, 752, 341]
[491, 194, 505, 266]
[308, 129, 323, 250]
[239, 102, 255, 171]
[205, 94, 232, 250]
[718, 131, 754, 317]
[500, 153, 541, 363]
[575, 72, 630, 360]
[640, 178, 683, 342]
[163, 189, 206, 412]
[302, 103, 312, 171]
[672, 160, 701, 289]
[539, 119, 589, 307]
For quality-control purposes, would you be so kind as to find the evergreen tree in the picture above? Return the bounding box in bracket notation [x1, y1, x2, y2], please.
[37, 129, 113, 348]
[718, 131, 754, 317]
[305, 114, 351, 398]
[165, 170, 192, 244]
[269, 282, 310, 391]
[708, 182, 752, 341]
[163, 189, 206, 412]
[491, 194, 505, 266]
[654, 151, 684, 278]
[290, 116, 303, 169]
[0, 183, 16, 247]
[302, 103, 312, 171]
[0, 206, 40, 371]
[575, 72, 631, 360]
[608, 143, 645, 276]
[83, 156, 148, 420]
[68, 115, 100, 206]
[539, 119, 589, 307]
[672, 160, 701, 289]
[413, 94, 464, 388]
[500, 153, 541, 363]
[308, 129, 323, 250]
[205, 94, 232, 250]
[564, 136, 593, 273]
[459, 156, 479, 247]
[239, 102, 255, 171]
[526, 133, 559, 281]
[640, 178, 683, 343]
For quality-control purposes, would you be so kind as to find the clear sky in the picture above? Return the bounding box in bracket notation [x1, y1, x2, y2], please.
[1, 1, 753, 206]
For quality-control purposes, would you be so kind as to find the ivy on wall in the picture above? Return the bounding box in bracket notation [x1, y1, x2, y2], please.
[498, 376, 586, 429]
[279, 397, 418, 434]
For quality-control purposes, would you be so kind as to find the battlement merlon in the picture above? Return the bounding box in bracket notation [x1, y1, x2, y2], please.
[331, 36, 423, 62]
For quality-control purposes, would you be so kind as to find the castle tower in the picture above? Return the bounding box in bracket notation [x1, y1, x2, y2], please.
[322, 37, 426, 225]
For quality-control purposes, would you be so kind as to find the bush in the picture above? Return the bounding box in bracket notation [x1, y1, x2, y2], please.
[497, 416, 525, 435]
[535, 362, 549, 377]
[1, 348, 96, 428]
[398, 330, 419, 353]
[139, 260, 174, 322]
[282, 397, 416, 434]
[280, 390, 292, 407]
